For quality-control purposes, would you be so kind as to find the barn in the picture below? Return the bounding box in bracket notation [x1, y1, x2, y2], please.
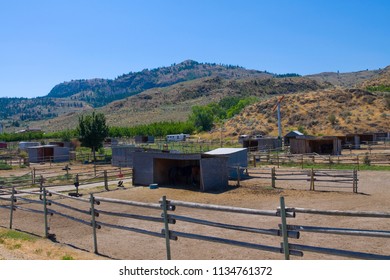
[290, 136, 342, 155]
[204, 148, 248, 179]
[27, 145, 70, 163]
[284, 130, 304, 146]
[241, 137, 282, 152]
[111, 145, 144, 167]
[132, 151, 228, 192]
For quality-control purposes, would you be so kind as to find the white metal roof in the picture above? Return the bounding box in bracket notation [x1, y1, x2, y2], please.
[204, 148, 247, 155]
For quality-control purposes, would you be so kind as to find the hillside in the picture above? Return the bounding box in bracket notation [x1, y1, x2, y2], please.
[359, 66, 390, 91]
[47, 60, 272, 107]
[306, 69, 381, 88]
[211, 88, 389, 139]
[29, 76, 331, 132]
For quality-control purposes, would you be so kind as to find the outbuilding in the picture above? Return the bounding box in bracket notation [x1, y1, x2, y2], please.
[290, 136, 342, 155]
[132, 151, 228, 192]
[204, 148, 248, 179]
[241, 137, 282, 152]
[284, 130, 304, 146]
[27, 145, 70, 163]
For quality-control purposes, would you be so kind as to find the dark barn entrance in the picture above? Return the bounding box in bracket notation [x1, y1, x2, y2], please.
[153, 158, 201, 189]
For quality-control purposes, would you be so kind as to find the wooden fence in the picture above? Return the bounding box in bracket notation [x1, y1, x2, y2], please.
[0, 164, 132, 192]
[236, 167, 358, 193]
[250, 152, 390, 168]
[0, 188, 389, 260]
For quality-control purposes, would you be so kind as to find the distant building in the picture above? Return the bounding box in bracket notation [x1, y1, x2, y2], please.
[241, 137, 282, 152]
[27, 145, 70, 163]
[135, 135, 155, 144]
[284, 130, 304, 146]
[19, 142, 40, 151]
[16, 127, 42, 134]
[290, 136, 342, 155]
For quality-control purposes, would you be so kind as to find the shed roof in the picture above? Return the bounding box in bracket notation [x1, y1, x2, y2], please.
[284, 130, 304, 137]
[205, 148, 247, 155]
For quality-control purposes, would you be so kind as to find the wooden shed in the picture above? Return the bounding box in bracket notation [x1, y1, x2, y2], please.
[27, 145, 70, 163]
[242, 137, 282, 152]
[135, 135, 155, 144]
[132, 151, 228, 192]
[284, 130, 304, 146]
[290, 136, 342, 155]
[204, 148, 247, 179]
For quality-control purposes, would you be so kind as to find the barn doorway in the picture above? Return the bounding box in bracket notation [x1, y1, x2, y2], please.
[153, 158, 201, 190]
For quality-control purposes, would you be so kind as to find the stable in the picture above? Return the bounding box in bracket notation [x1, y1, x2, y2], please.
[241, 137, 282, 152]
[111, 145, 144, 167]
[284, 130, 304, 146]
[27, 145, 70, 163]
[132, 151, 228, 192]
[204, 148, 247, 179]
[290, 136, 342, 155]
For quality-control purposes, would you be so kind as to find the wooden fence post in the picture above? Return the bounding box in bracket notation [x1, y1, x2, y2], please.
[32, 167, 36, 185]
[104, 170, 109, 191]
[356, 155, 360, 171]
[277, 152, 280, 168]
[161, 196, 172, 260]
[237, 166, 241, 187]
[271, 167, 276, 189]
[309, 168, 315, 191]
[353, 169, 358, 193]
[9, 187, 16, 229]
[90, 194, 98, 254]
[43, 187, 49, 238]
[253, 155, 256, 167]
[301, 155, 304, 169]
[279, 196, 290, 260]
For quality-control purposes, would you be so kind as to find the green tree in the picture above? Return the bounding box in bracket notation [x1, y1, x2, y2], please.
[189, 106, 214, 132]
[77, 112, 109, 162]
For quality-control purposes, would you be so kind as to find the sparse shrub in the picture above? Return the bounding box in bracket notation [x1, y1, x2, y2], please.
[328, 114, 337, 125]
[363, 154, 371, 166]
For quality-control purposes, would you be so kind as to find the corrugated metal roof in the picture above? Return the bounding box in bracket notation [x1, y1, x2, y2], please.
[205, 148, 247, 155]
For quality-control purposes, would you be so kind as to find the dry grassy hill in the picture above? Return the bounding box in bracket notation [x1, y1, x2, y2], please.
[210, 88, 389, 139]
[31, 76, 329, 131]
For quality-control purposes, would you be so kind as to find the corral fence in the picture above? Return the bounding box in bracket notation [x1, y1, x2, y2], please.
[250, 152, 390, 168]
[234, 167, 358, 193]
[0, 163, 132, 191]
[0, 188, 389, 260]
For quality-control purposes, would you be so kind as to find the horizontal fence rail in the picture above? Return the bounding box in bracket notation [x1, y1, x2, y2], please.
[0, 188, 389, 260]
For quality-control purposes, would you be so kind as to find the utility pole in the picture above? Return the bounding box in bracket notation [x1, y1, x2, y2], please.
[272, 96, 285, 139]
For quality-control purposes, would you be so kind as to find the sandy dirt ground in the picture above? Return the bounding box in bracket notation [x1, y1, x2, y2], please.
[0, 167, 389, 260]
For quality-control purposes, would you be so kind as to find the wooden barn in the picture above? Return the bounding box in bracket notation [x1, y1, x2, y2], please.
[205, 148, 248, 179]
[284, 130, 304, 146]
[111, 145, 145, 167]
[27, 145, 70, 163]
[290, 136, 342, 155]
[132, 151, 228, 192]
[241, 137, 282, 152]
[135, 135, 155, 144]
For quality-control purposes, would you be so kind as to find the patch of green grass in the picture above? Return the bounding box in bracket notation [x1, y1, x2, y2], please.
[61, 254, 74, 260]
[0, 163, 12, 170]
[10, 243, 22, 250]
[0, 229, 38, 242]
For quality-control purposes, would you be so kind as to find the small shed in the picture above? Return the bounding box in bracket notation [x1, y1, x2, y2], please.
[135, 135, 155, 144]
[345, 133, 377, 149]
[132, 151, 228, 192]
[290, 136, 342, 155]
[27, 145, 70, 163]
[284, 130, 304, 146]
[242, 137, 282, 152]
[19, 142, 40, 150]
[204, 148, 248, 179]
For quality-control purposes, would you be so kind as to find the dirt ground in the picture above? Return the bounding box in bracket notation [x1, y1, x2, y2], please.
[0, 167, 389, 260]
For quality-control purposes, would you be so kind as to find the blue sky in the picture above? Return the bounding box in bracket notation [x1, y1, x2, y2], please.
[0, 0, 389, 98]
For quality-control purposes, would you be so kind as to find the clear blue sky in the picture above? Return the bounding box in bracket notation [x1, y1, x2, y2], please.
[1, 0, 389, 98]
